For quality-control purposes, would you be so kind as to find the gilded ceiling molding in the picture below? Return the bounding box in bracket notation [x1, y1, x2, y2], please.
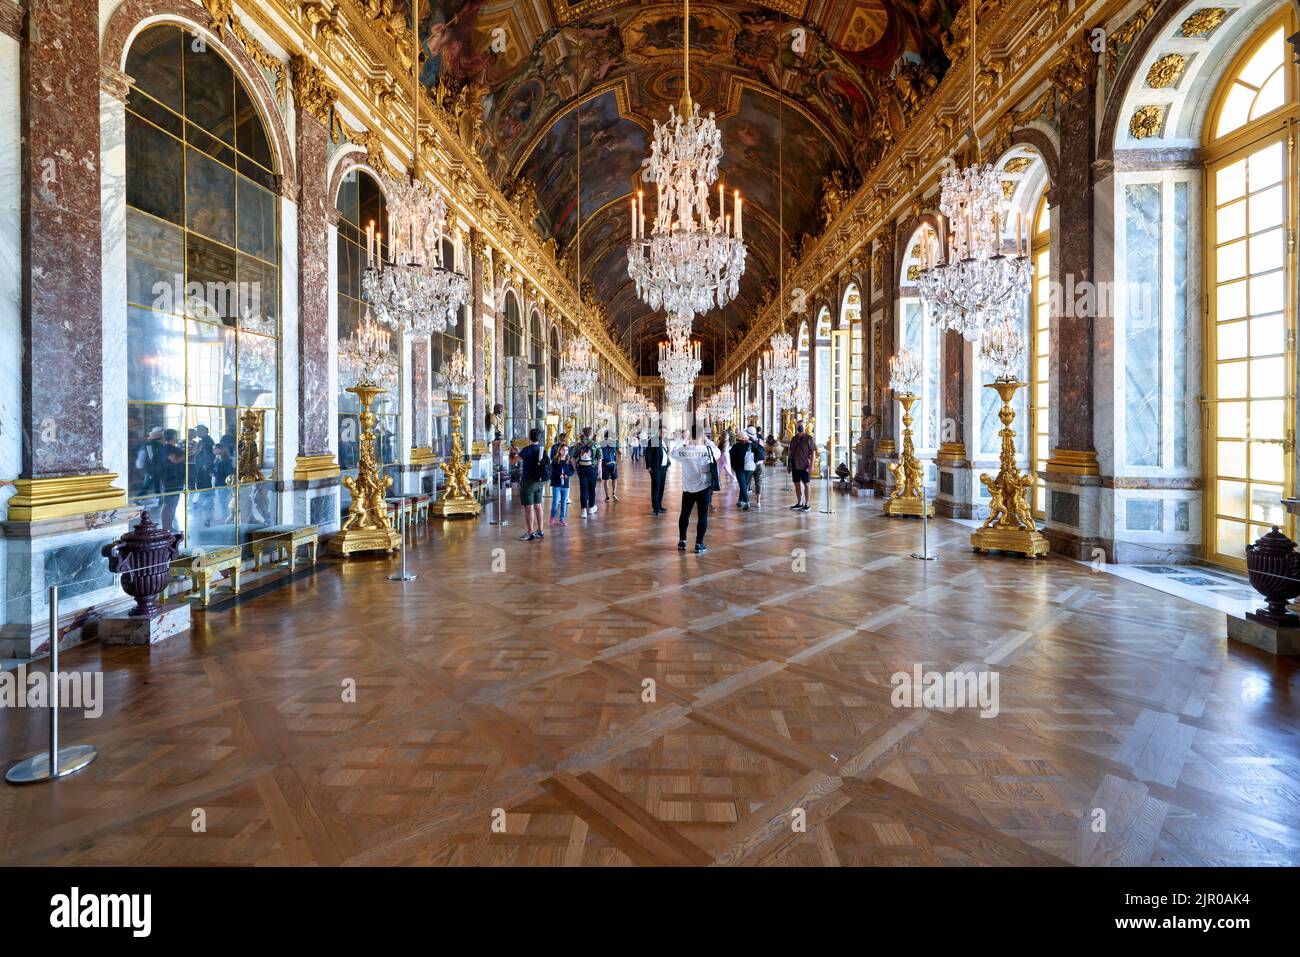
[1179, 7, 1229, 37]
[1106, 0, 1164, 80]
[1146, 52, 1188, 88]
[1051, 34, 1100, 99]
[1129, 104, 1164, 137]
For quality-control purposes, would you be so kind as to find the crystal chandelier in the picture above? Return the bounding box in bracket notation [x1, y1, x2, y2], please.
[339, 306, 397, 388]
[627, 0, 745, 344]
[440, 348, 473, 396]
[914, 5, 1031, 343]
[765, 330, 800, 406]
[360, 12, 468, 338]
[559, 335, 598, 397]
[659, 338, 701, 409]
[979, 314, 1027, 382]
[889, 348, 923, 395]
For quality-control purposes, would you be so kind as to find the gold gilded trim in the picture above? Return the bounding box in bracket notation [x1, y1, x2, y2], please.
[409, 447, 439, 466]
[1044, 447, 1100, 475]
[293, 454, 341, 481]
[7, 473, 127, 521]
[936, 441, 967, 465]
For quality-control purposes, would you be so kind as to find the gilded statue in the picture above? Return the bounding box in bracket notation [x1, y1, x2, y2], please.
[970, 380, 1048, 557]
[340, 392, 394, 533]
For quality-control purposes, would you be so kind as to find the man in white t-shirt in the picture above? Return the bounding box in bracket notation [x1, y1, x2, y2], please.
[671, 426, 722, 554]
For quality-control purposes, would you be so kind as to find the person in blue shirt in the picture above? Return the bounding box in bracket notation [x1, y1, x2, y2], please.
[600, 430, 620, 503]
[549, 444, 575, 526]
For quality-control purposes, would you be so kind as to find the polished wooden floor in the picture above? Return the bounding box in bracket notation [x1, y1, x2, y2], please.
[2, 466, 1298, 866]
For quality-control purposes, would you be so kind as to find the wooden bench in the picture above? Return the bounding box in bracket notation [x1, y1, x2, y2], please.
[409, 493, 431, 523]
[385, 496, 414, 528]
[249, 524, 320, 572]
[174, 544, 242, 606]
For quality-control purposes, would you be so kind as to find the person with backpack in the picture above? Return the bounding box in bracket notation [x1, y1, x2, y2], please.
[728, 429, 757, 510]
[600, 430, 620, 502]
[573, 427, 600, 519]
[746, 426, 765, 510]
[549, 443, 575, 526]
[672, 424, 722, 554]
[516, 428, 549, 541]
[788, 419, 816, 512]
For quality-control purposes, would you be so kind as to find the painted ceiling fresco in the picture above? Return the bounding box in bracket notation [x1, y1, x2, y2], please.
[418, 1, 960, 371]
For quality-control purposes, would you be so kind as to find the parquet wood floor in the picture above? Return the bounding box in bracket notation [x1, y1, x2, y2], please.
[2, 467, 1298, 866]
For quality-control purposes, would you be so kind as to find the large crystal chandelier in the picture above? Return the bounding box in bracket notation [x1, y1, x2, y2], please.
[339, 306, 397, 388]
[361, 12, 468, 338]
[559, 334, 598, 397]
[659, 338, 701, 410]
[915, 5, 1031, 343]
[627, 0, 745, 344]
[765, 330, 800, 406]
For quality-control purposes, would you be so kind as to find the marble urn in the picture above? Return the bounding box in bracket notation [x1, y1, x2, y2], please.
[102, 511, 182, 617]
[1245, 526, 1300, 628]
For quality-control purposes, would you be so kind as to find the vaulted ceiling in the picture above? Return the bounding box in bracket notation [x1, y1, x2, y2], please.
[418, 1, 959, 374]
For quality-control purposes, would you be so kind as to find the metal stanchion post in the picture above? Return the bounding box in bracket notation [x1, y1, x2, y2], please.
[819, 446, 834, 514]
[6, 585, 98, 784]
[388, 508, 417, 582]
[911, 486, 938, 561]
[489, 461, 509, 526]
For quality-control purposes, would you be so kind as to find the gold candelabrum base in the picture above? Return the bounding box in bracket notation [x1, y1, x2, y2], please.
[884, 393, 934, 518]
[432, 394, 481, 519]
[970, 380, 1049, 558]
[332, 382, 401, 556]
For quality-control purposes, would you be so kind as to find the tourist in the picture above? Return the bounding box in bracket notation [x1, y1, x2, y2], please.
[672, 424, 721, 554]
[573, 427, 600, 519]
[747, 426, 765, 510]
[600, 430, 620, 502]
[644, 424, 671, 515]
[133, 426, 165, 497]
[158, 428, 187, 532]
[549, 431, 568, 461]
[788, 420, 815, 512]
[516, 428, 548, 541]
[549, 443, 574, 526]
[729, 429, 756, 510]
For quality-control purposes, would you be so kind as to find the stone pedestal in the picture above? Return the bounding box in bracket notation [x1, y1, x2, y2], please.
[1226, 614, 1300, 656]
[99, 604, 191, 646]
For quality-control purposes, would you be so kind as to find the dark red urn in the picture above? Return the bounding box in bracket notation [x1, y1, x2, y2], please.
[1245, 526, 1300, 628]
[102, 511, 182, 617]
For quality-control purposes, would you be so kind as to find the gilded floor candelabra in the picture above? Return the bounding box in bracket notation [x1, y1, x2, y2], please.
[331, 383, 402, 556]
[884, 393, 934, 518]
[970, 379, 1048, 557]
[432, 394, 481, 518]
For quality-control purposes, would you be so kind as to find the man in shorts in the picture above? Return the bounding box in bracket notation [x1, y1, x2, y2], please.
[517, 428, 548, 540]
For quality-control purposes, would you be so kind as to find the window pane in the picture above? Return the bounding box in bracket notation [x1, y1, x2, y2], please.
[183, 44, 235, 145]
[238, 332, 277, 407]
[127, 308, 186, 404]
[125, 26, 183, 113]
[237, 255, 277, 334]
[186, 147, 236, 246]
[186, 319, 236, 407]
[1216, 199, 1246, 242]
[127, 209, 184, 311]
[237, 175, 277, 260]
[126, 113, 184, 225]
[1249, 398, 1284, 440]
[234, 81, 273, 171]
[186, 233, 237, 323]
[1216, 159, 1246, 202]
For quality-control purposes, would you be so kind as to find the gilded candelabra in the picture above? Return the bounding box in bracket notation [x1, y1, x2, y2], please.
[432, 394, 480, 518]
[884, 393, 934, 518]
[331, 383, 401, 556]
[970, 380, 1048, 557]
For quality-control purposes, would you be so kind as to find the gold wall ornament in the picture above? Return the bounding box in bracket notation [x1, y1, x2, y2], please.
[290, 54, 336, 124]
[970, 380, 1049, 557]
[5, 473, 127, 522]
[1129, 104, 1164, 138]
[884, 393, 935, 518]
[202, 0, 287, 101]
[1180, 7, 1229, 38]
[234, 408, 266, 483]
[331, 383, 401, 556]
[1146, 53, 1188, 89]
[431, 395, 481, 518]
[1050, 35, 1097, 99]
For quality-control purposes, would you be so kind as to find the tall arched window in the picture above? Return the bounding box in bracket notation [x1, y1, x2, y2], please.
[549, 325, 561, 386]
[899, 227, 941, 454]
[502, 291, 523, 439]
[814, 307, 832, 441]
[1029, 196, 1052, 518]
[529, 310, 544, 432]
[833, 286, 861, 467]
[335, 169, 399, 507]
[1203, 12, 1298, 567]
[124, 24, 280, 548]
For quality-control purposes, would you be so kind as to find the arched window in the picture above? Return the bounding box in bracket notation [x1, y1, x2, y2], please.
[335, 169, 399, 505]
[814, 306, 832, 442]
[1029, 196, 1052, 518]
[899, 227, 941, 455]
[124, 24, 280, 548]
[1203, 11, 1297, 567]
[529, 310, 544, 431]
[502, 291, 523, 439]
[833, 286, 861, 467]
[549, 325, 561, 384]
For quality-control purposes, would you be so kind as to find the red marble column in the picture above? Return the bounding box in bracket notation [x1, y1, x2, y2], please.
[20, 0, 110, 482]
[295, 104, 334, 467]
[1052, 74, 1096, 455]
[469, 231, 488, 445]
